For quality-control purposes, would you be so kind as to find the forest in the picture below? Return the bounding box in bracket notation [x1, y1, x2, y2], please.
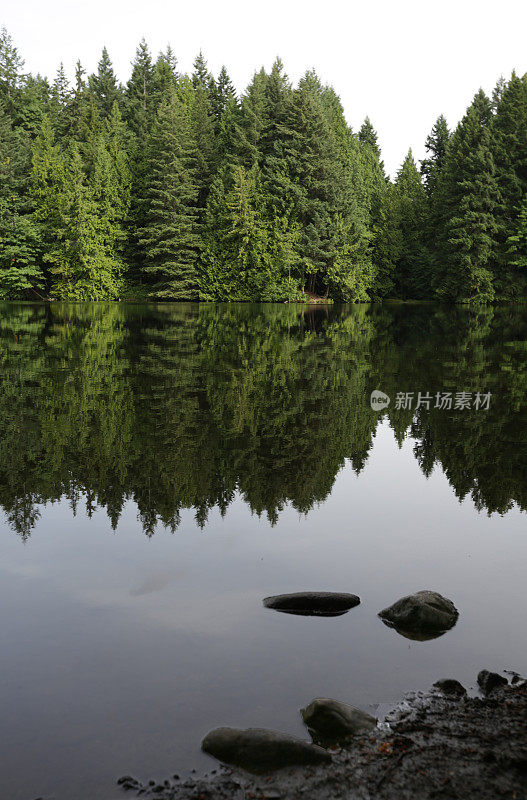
[0, 27, 526, 303]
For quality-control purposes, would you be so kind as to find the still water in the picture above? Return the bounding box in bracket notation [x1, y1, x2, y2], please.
[0, 302, 525, 799]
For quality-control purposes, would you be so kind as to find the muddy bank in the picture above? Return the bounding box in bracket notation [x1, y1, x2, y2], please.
[118, 674, 527, 800]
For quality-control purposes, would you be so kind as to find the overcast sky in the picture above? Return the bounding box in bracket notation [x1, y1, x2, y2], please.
[3, 0, 527, 175]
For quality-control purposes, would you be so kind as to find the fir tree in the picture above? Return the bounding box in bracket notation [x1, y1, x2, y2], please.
[152, 46, 178, 108]
[421, 115, 450, 197]
[435, 91, 499, 302]
[192, 52, 211, 92]
[392, 150, 429, 298]
[358, 116, 384, 170]
[191, 84, 216, 209]
[0, 106, 43, 297]
[209, 66, 236, 120]
[139, 88, 201, 299]
[489, 72, 527, 298]
[89, 47, 120, 121]
[124, 39, 155, 141]
[0, 26, 25, 120]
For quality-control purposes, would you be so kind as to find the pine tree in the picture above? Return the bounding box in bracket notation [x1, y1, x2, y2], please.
[49, 63, 72, 141]
[505, 194, 527, 270]
[0, 106, 43, 297]
[152, 46, 178, 108]
[489, 72, 527, 298]
[139, 88, 201, 299]
[202, 163, 299, 300]
[191, 84, 216, 209]
[31, 114, 66, 287]
[90, 102, 131, 281]
[370, 183, 401, 298]
[0, 26, 25, 120]
[392, 150, 429, 298]
[32, 115, 126, 299]
[209, 66, 236, 120]
[358, 116, 384, 170]
[435, 91, 499, 302]
[192, 52, 211, 92]
[124, 39, 155, 141]
[421, 115, 450, 197]
[89, 47, 121, 120]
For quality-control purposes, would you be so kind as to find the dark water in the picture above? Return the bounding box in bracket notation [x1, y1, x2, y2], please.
[0, 302, 525, 799]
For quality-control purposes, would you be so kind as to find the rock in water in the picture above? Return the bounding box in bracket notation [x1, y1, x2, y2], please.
[201, 728, 331, 773]
[433, 679, 467, 697]
[478, 670, 508, 695]
[378, 590, 458, 638]
[301, 698, 377, 741]
[263, 592, 360, 617]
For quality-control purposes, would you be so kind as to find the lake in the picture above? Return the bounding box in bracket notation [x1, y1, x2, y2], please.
[0, 302, 525, 799]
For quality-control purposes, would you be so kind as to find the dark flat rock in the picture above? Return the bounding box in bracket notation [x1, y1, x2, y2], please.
[201, 727, 331, 773]
[263, 592, 360, 617]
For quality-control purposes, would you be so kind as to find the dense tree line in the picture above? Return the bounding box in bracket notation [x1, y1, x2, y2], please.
[0, 302, 525, 538]
[0, 27, 526, 302]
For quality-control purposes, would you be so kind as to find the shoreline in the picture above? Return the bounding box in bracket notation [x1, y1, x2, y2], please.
[117, 671, 527, 799]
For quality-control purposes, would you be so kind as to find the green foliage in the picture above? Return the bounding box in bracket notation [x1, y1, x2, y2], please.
[434, 92, 499, 302]
[489, 72, 527, 298]
[0, 105, 43, 297]
[89, 47, 121, 120]
[138, 87, 201, 299]
[0, 25, 526, 303]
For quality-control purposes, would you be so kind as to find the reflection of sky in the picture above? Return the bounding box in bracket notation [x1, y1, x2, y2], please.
[0, 421, 525, 800]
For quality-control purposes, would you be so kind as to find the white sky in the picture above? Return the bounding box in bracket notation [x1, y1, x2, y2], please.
[3, 0, 527, 176]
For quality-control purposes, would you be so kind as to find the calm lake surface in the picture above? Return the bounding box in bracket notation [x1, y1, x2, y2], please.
[0, 302, 525, 799]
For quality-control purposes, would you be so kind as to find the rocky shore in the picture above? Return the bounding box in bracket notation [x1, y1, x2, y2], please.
[118, 671, 527, 800]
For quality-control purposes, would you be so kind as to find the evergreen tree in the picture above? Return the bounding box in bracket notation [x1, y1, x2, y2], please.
[202, 163, 300, 300]
[505, 194, 527, 270]
[358, 116, 384, 170]
[49, 63, 71, 139]
[152, 46, 178, 108]
[124, 39, 155, 140]
[435, 91, 499, 302]
[0, 106, 43, 297]
[392, 150, 429, 298]
[89, 47, 121, 119]
[489, 72, 527, 298]
[139, 88, 201, 298]
[0, 26, 25, 120]
[192, 51, 211, 92]
[209, 65, 236, 120]
[421, 115, 450, 197]
[191, 83, 216, 209]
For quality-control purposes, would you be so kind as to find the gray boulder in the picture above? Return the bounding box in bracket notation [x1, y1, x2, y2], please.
[378, 590, 458, 638]
[301, 698, 377, 741]
[263, 592, 360, 617]
[201, 727, 331, 773]
[477, 670, 508, 695]
[433, 679, 467, 697]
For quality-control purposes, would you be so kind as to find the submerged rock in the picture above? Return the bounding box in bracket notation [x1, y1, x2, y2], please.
[433, 679, 467, 697]
[263, 592, 360, 617]
[478, 670, 508, 695]
[301, 698, 377, 741]
[378, 590, 458, 638]
[201, 727, 331, 773]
